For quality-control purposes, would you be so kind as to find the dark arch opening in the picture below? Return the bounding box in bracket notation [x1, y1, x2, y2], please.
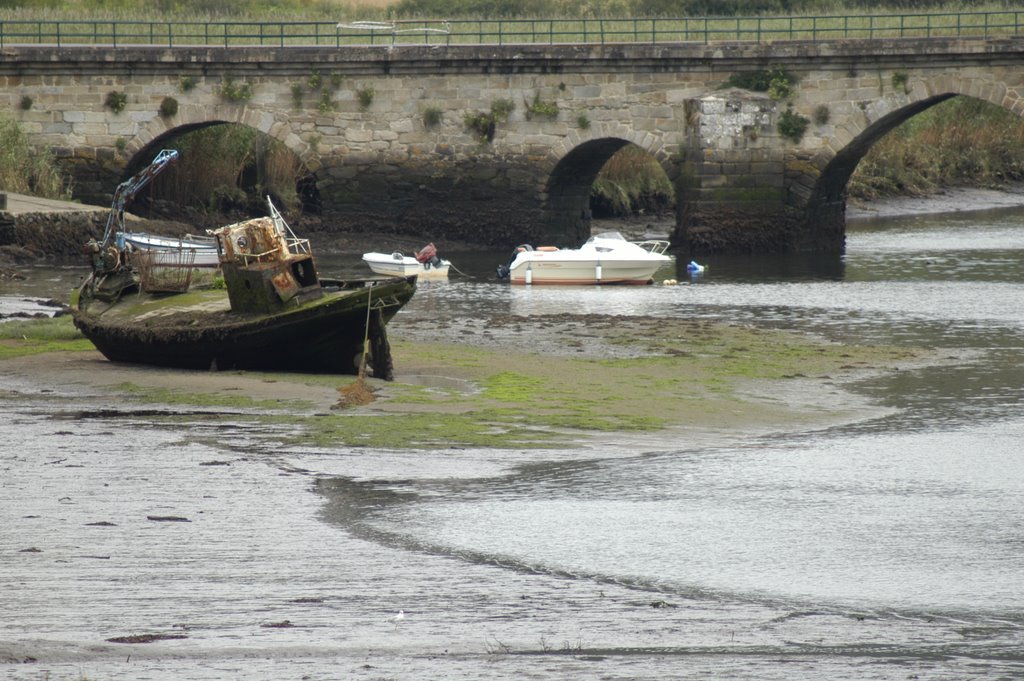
[123, 122, 321, 226]
[544, 138, 674, 245]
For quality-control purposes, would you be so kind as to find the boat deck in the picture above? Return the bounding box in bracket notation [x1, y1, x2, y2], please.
[83, 283, 373, 330]
[88, 288, 233, 326]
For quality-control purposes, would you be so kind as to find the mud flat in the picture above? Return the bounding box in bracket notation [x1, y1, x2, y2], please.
[0, 300, 989, 681]
[0, 303, 945, 680]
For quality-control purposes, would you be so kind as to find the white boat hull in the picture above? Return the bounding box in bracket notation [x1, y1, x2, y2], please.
[509, 257, 666, 285]
[363, 252, 450, 279]
[504, 232, 671, 285]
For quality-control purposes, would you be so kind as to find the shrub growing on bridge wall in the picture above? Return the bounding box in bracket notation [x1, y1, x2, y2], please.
[891, 71, 910, 94]
[525, 93, 559, 120]
[422, 105, 443, 128]
[777, 107, 809, 143]
[357, 87, 375, 111]
[219, 76, 253, 103]
[724, 65, 797, 101]
[291, 83, 305, 109]
[464, 99, 515, 143]
[159, 97, 179, 118]
[318, 90, 334, 113]
[104, 91, 127, 114]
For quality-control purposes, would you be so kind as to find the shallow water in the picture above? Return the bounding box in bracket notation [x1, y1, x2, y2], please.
[3, 209, 1024, 679]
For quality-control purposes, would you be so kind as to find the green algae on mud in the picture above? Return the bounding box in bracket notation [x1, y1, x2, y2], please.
[296, 317, 928, 450]
[0, 316, 93, 359]
[1, 313, 929, 450]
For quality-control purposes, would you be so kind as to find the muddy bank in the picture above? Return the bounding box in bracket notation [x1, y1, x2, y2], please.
[4, 184, 1024, 270]
[846, 184, 1024, 220]
[1, 211, 476, 268]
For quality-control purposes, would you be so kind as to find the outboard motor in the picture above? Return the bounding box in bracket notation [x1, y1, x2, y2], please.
[495, 244, 532, 280]
[415, 243, 443, 270]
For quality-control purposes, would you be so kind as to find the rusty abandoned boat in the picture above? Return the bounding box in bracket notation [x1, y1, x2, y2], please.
[71, 153, 415, 379]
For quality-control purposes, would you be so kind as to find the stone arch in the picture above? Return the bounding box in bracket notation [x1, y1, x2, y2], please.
[540, 127, 679, 245]
[127, 103, 318, 174]
[118, 103, 322, 215]
[796, 74, 1023, 248]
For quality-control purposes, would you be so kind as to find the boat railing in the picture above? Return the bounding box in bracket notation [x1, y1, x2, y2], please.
[284, 236, 311, 256]
[636, 239, 671, 254]
[229, 238, 310, 264]
[266, 196, 311, 256]
[232, 246, 284, 265]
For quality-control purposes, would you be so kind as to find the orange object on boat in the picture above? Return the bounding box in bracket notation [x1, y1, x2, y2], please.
[415, 243, 437, 264]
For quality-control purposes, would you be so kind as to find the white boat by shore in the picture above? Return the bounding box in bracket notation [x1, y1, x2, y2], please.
[363, 243, 450, 279]
[496, 231, 671, 285]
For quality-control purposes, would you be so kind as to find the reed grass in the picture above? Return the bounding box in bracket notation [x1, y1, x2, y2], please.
[148, 126, 302, 213]
[591, 144, 675, 216]
[849, 97, 1024, 200]
[0, 113, 72, 200]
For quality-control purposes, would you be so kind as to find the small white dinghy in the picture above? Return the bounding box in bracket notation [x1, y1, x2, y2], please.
[496, 231, 671, 285]
[363, 243, 450, 279]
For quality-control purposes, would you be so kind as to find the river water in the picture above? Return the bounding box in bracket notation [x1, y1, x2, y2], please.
[2, 209, 1023, 679]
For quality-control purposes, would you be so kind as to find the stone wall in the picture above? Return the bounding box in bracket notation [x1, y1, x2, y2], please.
[2, 212, 106, 261]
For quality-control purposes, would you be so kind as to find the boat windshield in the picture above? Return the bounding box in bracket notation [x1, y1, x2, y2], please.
[588, 231, 627, 242]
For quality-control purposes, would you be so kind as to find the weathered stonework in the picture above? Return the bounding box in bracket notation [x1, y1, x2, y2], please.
[1, 38, 1023, 252]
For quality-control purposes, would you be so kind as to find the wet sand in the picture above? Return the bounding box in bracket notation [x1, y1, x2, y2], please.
[0, 290, 919, 675]
[0, 337, 983, 681]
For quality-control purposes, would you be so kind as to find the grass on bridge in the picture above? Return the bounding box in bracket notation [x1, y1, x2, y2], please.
[0, 10, 1021, 47]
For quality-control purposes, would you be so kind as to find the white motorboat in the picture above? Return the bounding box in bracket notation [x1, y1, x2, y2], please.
[497, 231, 671, 285]
[363, 243, 450, 279]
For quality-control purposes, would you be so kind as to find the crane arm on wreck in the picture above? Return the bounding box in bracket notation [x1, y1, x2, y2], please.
[80, 149, 180, 302]
[100, 148, 180, 250]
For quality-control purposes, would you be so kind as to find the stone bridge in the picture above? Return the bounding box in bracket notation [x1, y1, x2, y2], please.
[3, 37, 1023, 252]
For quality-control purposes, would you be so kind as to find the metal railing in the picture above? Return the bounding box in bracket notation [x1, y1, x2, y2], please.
[0, 12, 1022, 48]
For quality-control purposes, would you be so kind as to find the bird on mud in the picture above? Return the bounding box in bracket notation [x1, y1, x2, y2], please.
[389, 610, 405, 629]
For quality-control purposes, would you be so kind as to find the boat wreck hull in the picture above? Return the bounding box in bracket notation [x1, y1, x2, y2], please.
[72, 277, 415, 378]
